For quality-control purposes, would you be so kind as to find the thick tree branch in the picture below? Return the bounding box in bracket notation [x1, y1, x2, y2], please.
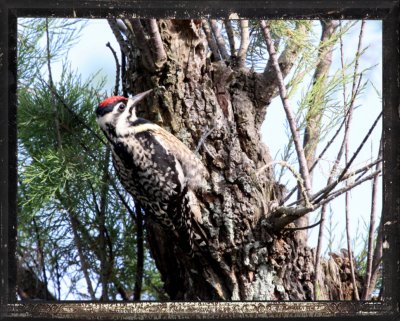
[201, 19, 221, 61]
[210, 19, 229, 60]
[297, 20, 338, 242]
[124, 19, 156, 72]
[107, 19, 131, 58]
[237, 20, 249, 68]
[224, 19, 236, 57]
[303, 20, 339, 182]
[283, 218, 322, 231]
[147, 19, 167, 69]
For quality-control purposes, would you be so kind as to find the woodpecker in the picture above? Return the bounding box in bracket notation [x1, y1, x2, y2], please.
[96, 89, 209, 252]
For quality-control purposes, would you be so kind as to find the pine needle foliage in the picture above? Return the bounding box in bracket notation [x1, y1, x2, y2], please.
[17, 18, 164, 300]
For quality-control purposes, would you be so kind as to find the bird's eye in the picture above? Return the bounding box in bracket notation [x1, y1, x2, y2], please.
[118, 103, 126, 111]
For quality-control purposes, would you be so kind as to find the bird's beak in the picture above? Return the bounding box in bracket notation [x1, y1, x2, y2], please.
[129, 89, 153, 107]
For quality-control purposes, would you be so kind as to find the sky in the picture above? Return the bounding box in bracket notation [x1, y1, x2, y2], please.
[33, 18, 382, 298]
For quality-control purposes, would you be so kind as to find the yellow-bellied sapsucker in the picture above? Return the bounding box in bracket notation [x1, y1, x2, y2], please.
[96, 89, 209, 253]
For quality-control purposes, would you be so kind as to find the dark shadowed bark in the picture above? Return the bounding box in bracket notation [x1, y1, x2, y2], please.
[111, 19, 362, 300]
[16, 262, 56, 301]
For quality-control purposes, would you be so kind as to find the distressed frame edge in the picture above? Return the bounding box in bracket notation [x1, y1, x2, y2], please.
[0, 1, 399, 320]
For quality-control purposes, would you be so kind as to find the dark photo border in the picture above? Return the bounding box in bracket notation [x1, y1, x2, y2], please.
[0, 1, 399, 320]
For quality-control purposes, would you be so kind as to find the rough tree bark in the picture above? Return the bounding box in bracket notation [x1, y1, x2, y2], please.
[110, 19, 361, 300]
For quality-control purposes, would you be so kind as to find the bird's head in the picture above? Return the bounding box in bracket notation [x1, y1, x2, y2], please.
[96, 89, 153, 134]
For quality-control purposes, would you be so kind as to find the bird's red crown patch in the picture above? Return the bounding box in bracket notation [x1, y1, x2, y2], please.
[99, 96, 128, 108]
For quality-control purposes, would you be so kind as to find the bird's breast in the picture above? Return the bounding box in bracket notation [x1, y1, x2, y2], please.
[110, 132, 184, 202]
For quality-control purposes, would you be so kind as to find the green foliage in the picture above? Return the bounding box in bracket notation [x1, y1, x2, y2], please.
[17, 18, 163, 301]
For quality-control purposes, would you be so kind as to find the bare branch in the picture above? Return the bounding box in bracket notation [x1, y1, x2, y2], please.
[32, 218, 50, 300]
[260, 20, 312, 199]
[237, 20, 249, 68]
[286, 158, 382, 207]
[121, 50, 128, 97]
[313, 203, 328, 299]
[312, 110, 382, 205]
[67, 207, 97, 300]
[313, 21, 366, 294]
[362, 140, 382, 299]
[210, 19, 230, 60]
[224, 19, 236, 57]
[202, 19, 221, 61]
[317, 170, 381, 208]
[147, 19, 167, 68]
[272, 170, 381, 230]
[306, 158, 382, 206]
[343, 20, 366, 300]
[351, 20, 366, 98]
[283, 72, 363, 205]
[106, 42, 121, 96]
[45, 18, 62, 149]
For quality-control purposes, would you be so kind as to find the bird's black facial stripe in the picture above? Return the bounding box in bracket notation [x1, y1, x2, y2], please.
[96, 104, 114, 117]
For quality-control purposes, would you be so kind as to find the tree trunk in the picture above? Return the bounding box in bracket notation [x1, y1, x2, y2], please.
[116, 19, 359, 300]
